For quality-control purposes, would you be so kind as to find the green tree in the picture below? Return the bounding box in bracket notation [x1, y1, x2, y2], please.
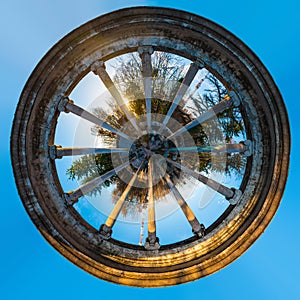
[67, 52, 246, 216]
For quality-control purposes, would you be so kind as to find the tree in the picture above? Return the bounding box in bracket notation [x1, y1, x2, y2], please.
[67, 51, 246, 218]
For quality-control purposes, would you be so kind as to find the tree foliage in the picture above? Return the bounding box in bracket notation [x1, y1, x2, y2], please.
[67, 52, 246, 217]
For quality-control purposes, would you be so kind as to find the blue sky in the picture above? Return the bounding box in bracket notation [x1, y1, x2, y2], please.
[1, 0, 299, 299]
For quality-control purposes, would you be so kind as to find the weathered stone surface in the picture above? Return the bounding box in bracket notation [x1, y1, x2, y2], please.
[11, 7, 290, 287]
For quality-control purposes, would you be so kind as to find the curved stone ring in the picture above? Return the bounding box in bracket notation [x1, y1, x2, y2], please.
[11, 7, 290, 287]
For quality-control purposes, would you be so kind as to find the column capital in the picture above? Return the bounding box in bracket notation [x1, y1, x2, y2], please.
[138, 46, 154, 56]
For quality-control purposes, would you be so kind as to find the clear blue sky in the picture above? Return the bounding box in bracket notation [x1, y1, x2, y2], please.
[1, 1, 299, 299]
